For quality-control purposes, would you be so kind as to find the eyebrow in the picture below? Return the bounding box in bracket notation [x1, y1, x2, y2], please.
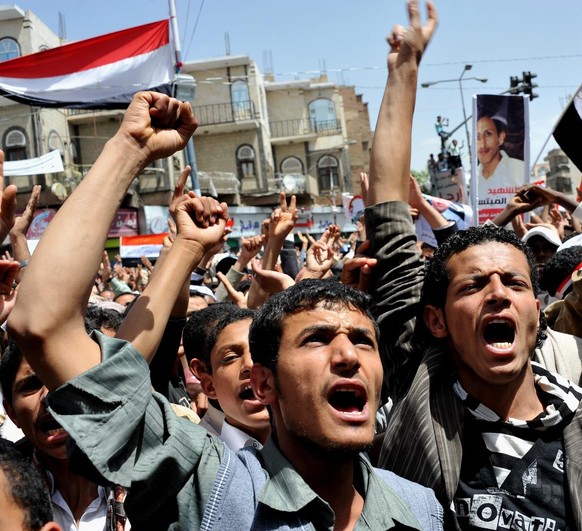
[454, 269, 531, 284]
[296, 323, 377, 341]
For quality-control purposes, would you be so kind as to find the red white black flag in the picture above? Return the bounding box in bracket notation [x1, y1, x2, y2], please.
[553, 85, 582, 173]
[0, 19, 172, 109]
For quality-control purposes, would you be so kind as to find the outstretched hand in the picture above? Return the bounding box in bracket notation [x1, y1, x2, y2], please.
[268, 192, 298, 240]
[11, 184, 40, 239]
[387, 0, 438, 73]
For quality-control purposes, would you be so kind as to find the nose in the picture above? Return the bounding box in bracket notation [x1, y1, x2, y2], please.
[40, 386, 50, 407]
[331, 335, 360, 375]
[240, 349, 253, 375]
[485, 276, 510, 306]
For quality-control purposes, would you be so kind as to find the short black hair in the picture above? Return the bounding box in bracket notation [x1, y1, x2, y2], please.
[420, 225, 547, 348]
[249, 279, 378, 373]
[182, 303, 254, 372]
[542, 246, 582, 296]
[0, 438, 54, 530]
[0, 339, 22, 406]
[84, 305, 124, 334]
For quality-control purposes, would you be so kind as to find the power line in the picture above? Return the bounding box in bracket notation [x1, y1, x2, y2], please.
[184, 0, 206, 59]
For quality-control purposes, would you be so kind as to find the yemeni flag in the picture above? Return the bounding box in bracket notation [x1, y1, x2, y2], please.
[0, 19, 173, 109]
[553, 85, 582, 172]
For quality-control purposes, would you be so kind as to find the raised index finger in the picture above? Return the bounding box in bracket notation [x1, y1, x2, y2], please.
[279, 191, 288, 211]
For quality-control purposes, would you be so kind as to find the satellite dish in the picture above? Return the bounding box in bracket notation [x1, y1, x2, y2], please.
[51, 182, 68, 201]
[282, 174, 296, 192]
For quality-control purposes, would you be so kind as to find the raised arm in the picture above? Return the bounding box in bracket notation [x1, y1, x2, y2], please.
[116, 193, 227, 362]
[365, 0, 438, 400]
[8, 92, 198, 390]
[367, 0, 437, 205]
[9, 185, 40, 284]
[246, 192, 297, 308]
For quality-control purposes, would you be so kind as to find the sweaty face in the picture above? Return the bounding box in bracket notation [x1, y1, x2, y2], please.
[6, 360, 68, 461]
[209, 319, 270, 435]
[477, 117, 504, 176]
[271, 305, 381, 457]
[437, 243, 540, 401]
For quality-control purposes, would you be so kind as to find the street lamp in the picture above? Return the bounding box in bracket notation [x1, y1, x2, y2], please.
[422, 64, 487, 160]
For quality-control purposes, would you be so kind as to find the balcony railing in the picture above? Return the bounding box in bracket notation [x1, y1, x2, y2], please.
[269, 118, 342, 138]
[193, 100, 256, 126]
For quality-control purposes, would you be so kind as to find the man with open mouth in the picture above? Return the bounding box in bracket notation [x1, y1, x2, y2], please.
[364, 0, 582, 527]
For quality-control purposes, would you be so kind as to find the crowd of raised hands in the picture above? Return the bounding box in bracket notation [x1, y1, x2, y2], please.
[88, 190, 373, 314]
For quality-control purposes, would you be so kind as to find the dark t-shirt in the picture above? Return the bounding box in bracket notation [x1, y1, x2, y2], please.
[455, 414, 573, 530]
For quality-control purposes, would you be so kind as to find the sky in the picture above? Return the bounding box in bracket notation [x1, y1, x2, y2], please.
[19, 0, 582, 173]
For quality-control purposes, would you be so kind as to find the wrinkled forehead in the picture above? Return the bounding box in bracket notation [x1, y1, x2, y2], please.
[282, 302, 379, 338]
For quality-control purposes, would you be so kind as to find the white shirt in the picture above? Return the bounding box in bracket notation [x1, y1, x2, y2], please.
[477, 150, 525, 195]
[220, 420, 262, 451]
[198, 403, 262, 451]
[47, 470, 131, 531]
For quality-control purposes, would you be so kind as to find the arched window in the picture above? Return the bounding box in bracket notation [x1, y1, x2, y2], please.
[236, 144, 255, 180]
[317, 155, 339, 193]
[3, 128, 27, 161]
[308, 98, 336, 132]
[231, 80, 251, 120]
[0, 38, 20, 62]
[47, 131, 64, 154]
[280, 156, 303, 174]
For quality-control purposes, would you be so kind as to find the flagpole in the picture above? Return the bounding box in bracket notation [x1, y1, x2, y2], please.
[168, 0, 182, 72]
[169, 0, 201, 195]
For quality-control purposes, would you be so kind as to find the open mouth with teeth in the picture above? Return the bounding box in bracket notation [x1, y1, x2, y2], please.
[328, 389, 366, 415]
[239, 385, 258, 401]
[39, 415, 66, 438]
[483, 319, 515, 350]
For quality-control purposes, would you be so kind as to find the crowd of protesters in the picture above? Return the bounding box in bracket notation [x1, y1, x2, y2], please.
[2, 1, 582, 530]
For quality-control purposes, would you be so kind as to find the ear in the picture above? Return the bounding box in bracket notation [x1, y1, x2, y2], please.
[250, 364, 276, 405]
[190, 359, 217, 400]
[498, 130, 506, 146]
[423, 305, 449, 339]
[3, 399, 20, 429]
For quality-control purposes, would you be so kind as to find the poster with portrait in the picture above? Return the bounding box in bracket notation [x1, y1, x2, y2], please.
[470, 94, 530, 225]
